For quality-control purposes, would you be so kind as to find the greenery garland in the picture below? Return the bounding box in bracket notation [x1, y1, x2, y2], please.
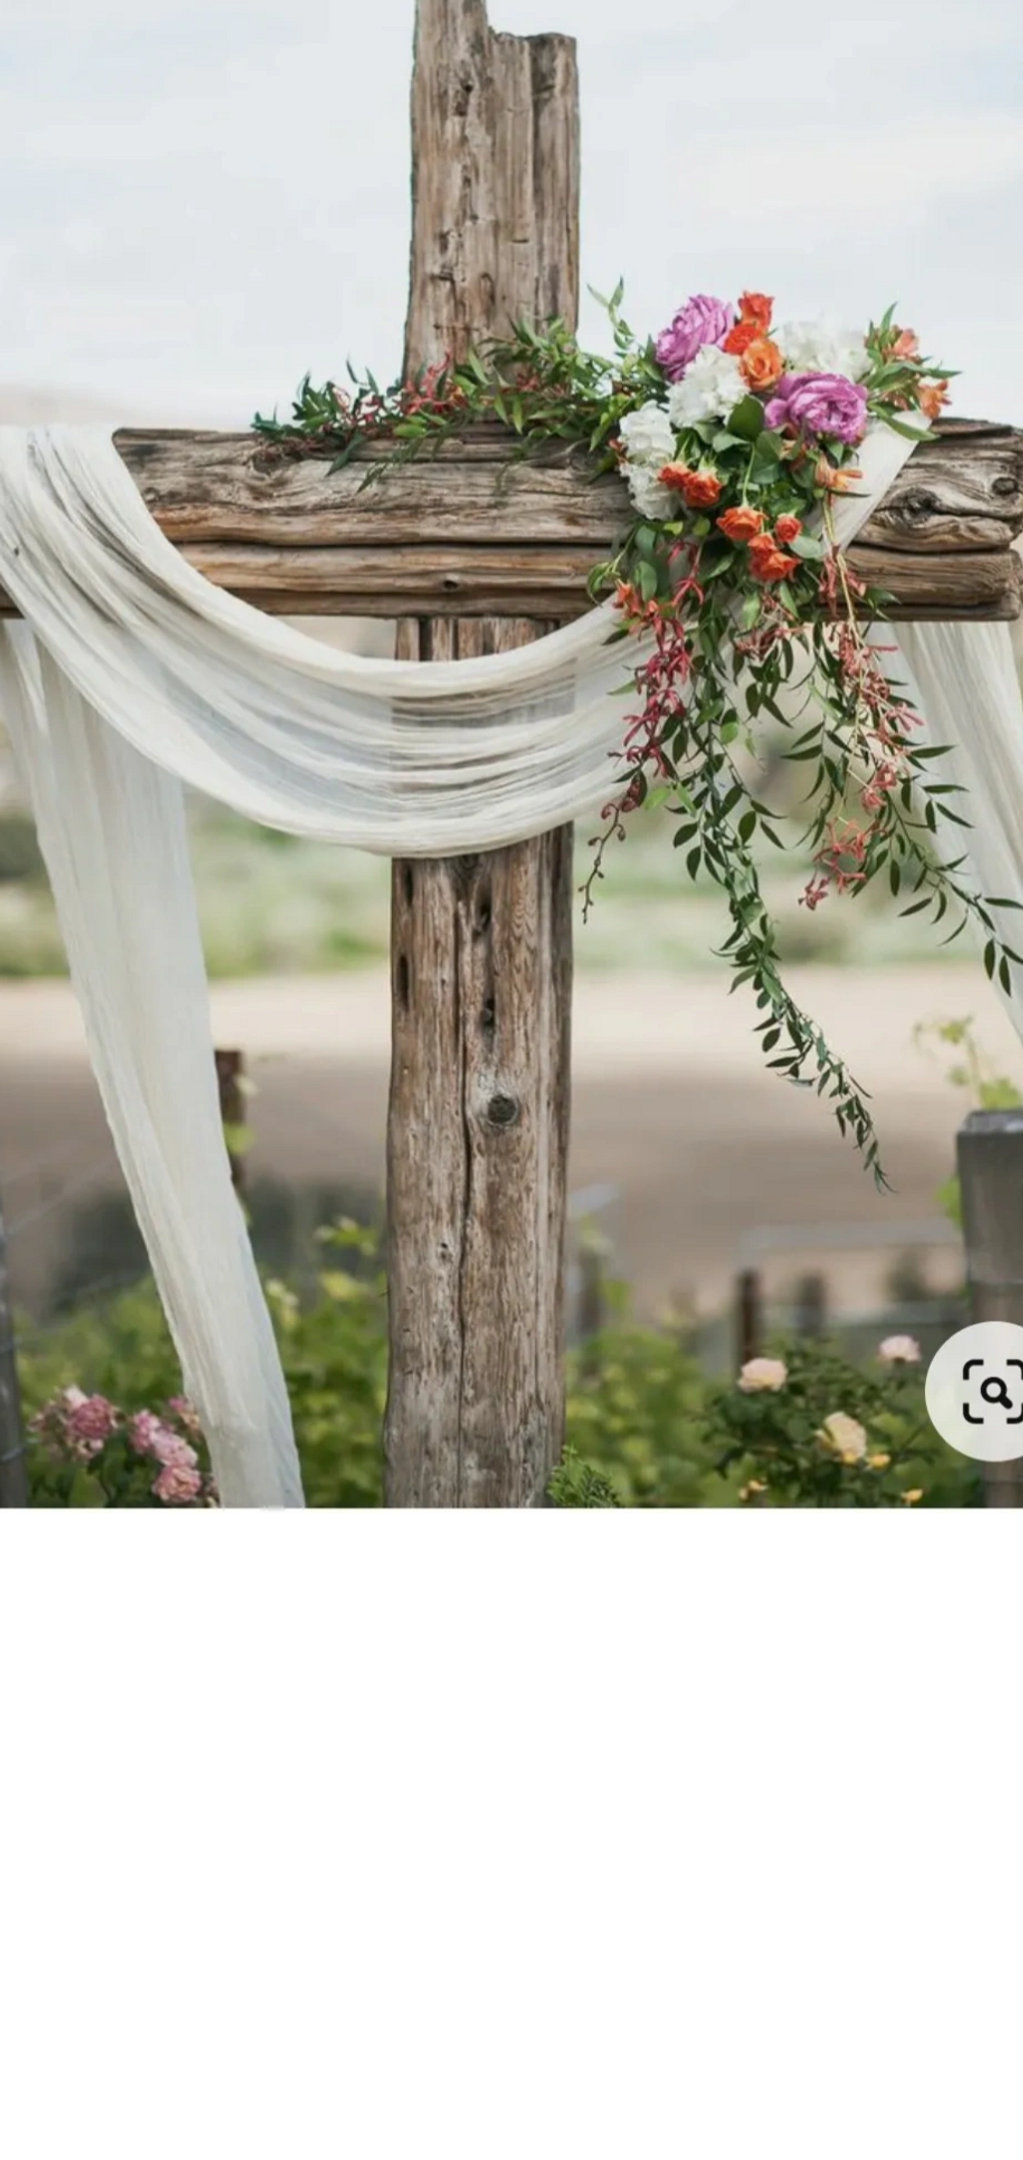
[254, 287, 1022, 1180]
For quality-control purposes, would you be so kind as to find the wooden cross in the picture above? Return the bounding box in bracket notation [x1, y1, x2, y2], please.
[3, 0, 1022, 1508]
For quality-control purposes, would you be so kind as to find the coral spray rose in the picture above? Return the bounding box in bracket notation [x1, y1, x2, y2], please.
[748, 533, 799, 583]
[725, 291, 774, 355]
[739, 291, 773, 332]
[774, 514, 803, 544]
[740, 336, 784, 392]
[717, 505, 766, 542]
[660, 463, 722, 508]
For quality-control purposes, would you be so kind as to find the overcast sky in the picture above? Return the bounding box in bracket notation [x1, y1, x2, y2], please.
[2, 0, 1022, 426]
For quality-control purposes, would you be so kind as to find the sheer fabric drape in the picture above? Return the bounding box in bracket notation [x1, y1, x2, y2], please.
[0, 422, 1020, 1505]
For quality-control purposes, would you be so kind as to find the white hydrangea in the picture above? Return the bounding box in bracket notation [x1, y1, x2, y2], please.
[618, 400, 676, 469]
[666, 345, 747, 427]
[776, 316, 869, 382]
[625, 463, 675, 519]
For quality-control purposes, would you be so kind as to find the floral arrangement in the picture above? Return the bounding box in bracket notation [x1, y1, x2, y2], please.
[29, 1386, 217, 1508]
[255, 290, 1020, 1175]
[717, 1332, 941, 1507]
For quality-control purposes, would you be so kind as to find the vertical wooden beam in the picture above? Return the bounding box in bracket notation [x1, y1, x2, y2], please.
[0, 1187, 27, 1508]
[384, 0, 578, 1506]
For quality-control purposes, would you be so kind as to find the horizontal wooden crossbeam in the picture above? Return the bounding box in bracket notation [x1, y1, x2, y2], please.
[1, 418, 1020, 620]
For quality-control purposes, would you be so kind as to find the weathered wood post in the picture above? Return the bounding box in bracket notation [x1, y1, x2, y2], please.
[735, 1269, 763, 1367]
[384, 0, 579, 1505]
[957, 1108, 1023, 1505]
[0, 1187, 27, 1508]
[215, 1048, 248, 1195]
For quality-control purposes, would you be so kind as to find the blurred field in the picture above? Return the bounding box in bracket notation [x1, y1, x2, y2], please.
[0, 791, 995, 980]
[1, 962, 1016, 1338]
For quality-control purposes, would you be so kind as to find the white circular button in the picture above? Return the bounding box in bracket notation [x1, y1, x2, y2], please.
[925, 1321, 1023, 1462]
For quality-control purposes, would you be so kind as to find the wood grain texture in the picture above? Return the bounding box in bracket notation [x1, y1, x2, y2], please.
[34, 416, 1003, 622]
[383, 0, 578, 1508]
[112, 416, 1023, 553]
[2, 532, 1019, 621]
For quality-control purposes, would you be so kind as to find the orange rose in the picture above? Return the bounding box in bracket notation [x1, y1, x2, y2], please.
[919, 378, 950, 420]
[717, 505, 766, 543]
[740, 335, 784, 392]
[659, 463, 722, 508]
[738, 290, 773, 332]
[723, 320, 758, 357]
[774, 514, 803, 544]
[748, 534, 799, 583]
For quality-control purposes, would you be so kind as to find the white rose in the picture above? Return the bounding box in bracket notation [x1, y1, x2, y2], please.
[776, 316, 869, 382]
[618, 400, 675, 469]
[737, 1357, 788, 1393]
[878, 1335, 921, 1365]
[667, 345, 747, 427]
[625, 462, 675, 519]
[819, 1411, 868, 1463]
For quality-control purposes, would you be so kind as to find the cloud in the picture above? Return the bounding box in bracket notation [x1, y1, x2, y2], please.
[1, 0, 1021, 425]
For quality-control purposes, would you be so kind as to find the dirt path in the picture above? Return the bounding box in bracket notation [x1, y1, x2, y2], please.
[1, 964, 1013, 1317]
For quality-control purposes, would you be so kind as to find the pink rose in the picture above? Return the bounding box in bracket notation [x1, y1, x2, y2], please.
[130, 1411, 164, 1457]
[764, 371, 868, 445]
[655, 294, 736, 382]
[66, 1394, 119, 1457]
[152, 1460, 204, 1505]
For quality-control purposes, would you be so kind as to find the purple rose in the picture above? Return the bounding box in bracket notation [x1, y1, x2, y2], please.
[655, 294, 736, 382]
[763, 371, 868, 446]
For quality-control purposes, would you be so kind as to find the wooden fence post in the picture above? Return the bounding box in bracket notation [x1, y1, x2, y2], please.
[957, 1108, 1023, 1506]
[0, 1186, 27, 1508]
[735, 1268, 762, 1367]
[795, 1272, 828, 1338]
[383, 0, 579, 1506]
[215, 1049, 247, 1195]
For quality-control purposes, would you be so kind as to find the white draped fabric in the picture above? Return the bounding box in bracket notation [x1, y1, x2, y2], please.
[0, 420, 1020, 1506]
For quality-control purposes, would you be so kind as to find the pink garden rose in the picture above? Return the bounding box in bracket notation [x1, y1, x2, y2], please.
[65, 1393, 118, 1457]
[129, 1410, 165, 1457]
[764, 371, 868, 445]
[152, 1459, 204, 1505]
[656, 294, 736, 381]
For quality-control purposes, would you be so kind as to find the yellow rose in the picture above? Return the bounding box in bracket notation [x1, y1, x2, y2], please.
[819, 1412, 868, 1462]
[738, 1357, 788, 1393]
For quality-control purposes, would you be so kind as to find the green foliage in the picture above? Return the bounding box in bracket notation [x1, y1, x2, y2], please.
[19, 1222, 388, 1510]
[701, 1337, 980, 1508]
[562, 1320, 730, 1506]
[19, 1237, 979, 1510]
[915, 1013, 1023, 1227]
[0, 813, 46, 885]
[547, 1446, 622, 1508]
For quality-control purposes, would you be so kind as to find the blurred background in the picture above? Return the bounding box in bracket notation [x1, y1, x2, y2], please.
[3, 0, 1023, 1392]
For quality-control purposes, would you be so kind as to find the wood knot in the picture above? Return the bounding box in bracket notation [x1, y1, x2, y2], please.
[441, 574, 462, 592]
[900, 489, 940, 521]
[487, 1093, 519, 1128]
[992, 473, 1017, 498]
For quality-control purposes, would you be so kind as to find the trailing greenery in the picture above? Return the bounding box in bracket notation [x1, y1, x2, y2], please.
[252, 288, 1020, 1182]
